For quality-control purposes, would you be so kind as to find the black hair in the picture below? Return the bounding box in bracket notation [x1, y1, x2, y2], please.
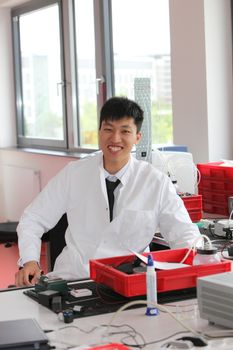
[99, 96, 144, 132]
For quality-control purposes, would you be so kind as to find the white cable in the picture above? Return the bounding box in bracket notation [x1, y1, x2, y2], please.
[195, 166, 201, 188]
[106, 300, 203, 341]
[229, 208, 233, 221]
[165, 156, 198, 194]
[179, 234, 213, 264]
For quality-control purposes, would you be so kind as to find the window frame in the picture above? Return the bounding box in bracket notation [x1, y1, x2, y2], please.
[12, 0, 68, 150]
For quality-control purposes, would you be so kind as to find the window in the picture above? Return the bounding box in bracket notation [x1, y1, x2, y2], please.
[111, 0, 172, 145]
[12, 0, 67, 149]
[12, 0, 172, 151]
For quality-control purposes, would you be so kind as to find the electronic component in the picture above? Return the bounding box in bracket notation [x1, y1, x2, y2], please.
[197, 271, 233, 328]
[38, 289, 60, 308]
[35, 275, 69, 295]
[51, 295, 63, 313]
[70, 288, 92, 298]
[227, 245, 233, 257]
[62, 309, 74, 323]
[200, 219, 214, 230]
[214, 219, 233, 239]
[73, 305, 83, 312]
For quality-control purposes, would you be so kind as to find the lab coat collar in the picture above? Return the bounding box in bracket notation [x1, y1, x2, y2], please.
[98, 151, 135, 186]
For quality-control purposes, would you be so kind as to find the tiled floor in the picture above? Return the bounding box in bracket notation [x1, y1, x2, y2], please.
[0, 243, 48, 289]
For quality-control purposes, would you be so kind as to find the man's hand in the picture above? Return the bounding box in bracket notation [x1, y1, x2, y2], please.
[15, 261, 42, 287]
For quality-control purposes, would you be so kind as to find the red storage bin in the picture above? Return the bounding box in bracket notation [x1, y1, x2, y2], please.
[188, 209, 202, 222]
[202, 202, 229, 216]
[181, 194, 202, 210]
[197, 162, 233, 216]
[90, 249, 231, 297]
[180, 194, 202, 222]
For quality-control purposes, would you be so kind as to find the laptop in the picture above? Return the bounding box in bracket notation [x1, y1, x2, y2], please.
[0, 318, 49, 349]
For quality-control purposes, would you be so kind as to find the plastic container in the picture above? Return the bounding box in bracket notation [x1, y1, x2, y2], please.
[90, 248, 231, 297]
[193, 247, 221, 265]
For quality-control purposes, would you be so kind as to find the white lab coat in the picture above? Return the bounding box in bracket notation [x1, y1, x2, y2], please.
[17, 151, 200, 280]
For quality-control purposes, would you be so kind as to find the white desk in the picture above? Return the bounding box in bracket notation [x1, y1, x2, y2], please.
[1, 284, 233, 350]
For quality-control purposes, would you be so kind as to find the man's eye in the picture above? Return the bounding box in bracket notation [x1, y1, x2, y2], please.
[123, 130, 131, 134]
[104, 128, 112, 132]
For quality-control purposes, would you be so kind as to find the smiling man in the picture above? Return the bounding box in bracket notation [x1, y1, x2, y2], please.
[15, 97, 200, 286]
[99, 98, 142, 174]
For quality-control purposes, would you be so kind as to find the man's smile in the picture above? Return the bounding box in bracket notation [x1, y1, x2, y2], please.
[108, 145, 123, 153]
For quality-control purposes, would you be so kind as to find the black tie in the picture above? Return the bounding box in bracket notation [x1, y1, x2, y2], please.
[105, 179, 120, 221]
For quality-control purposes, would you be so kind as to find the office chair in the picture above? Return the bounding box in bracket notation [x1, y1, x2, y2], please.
[0, 222, 18, 247]
[0, 215, 68, 271]
[43, 213, 68, 271]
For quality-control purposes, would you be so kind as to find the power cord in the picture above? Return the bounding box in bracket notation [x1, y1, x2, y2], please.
[105, 300, 207, 349]
[106, 300, 202, 339]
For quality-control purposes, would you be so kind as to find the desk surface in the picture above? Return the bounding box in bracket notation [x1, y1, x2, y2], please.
[1, 282, 233, 350]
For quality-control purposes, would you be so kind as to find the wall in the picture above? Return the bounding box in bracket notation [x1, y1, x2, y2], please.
[170, 0, 233, 163]
[205, 0, 233, 161]
[170, 0, 208, 162]
[0, 149, 77, 221]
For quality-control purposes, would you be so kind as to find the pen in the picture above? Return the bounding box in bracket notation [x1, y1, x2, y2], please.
[145, 254, 159, 316]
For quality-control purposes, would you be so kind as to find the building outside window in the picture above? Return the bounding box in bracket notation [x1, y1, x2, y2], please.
[12, 0, 172, 151]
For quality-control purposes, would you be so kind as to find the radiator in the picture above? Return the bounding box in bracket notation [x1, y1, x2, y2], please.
[2, 165, 41, 221]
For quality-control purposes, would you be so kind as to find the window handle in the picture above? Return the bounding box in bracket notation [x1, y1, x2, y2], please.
[57, 81, 71, 96]
[57, 81, 65, 96]
[96, 76, 105, 95]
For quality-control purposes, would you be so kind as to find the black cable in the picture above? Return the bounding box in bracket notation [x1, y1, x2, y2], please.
[54, 323, 146, 349]
[121, 330, 190, 348]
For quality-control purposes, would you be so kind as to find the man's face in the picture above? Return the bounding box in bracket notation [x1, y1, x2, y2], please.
[99, 116, 141, 173]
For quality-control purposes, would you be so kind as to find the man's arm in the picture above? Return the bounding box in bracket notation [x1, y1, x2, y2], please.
[158, 177, 201, 249]
[16, 163, 72, 285]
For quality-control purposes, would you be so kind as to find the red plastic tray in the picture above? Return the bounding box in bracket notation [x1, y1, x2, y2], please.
[90, 249, 231, 297]
[200, 188, 233, 203]
[197, 162, 233, 180]
[199, 179, 233, 192]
